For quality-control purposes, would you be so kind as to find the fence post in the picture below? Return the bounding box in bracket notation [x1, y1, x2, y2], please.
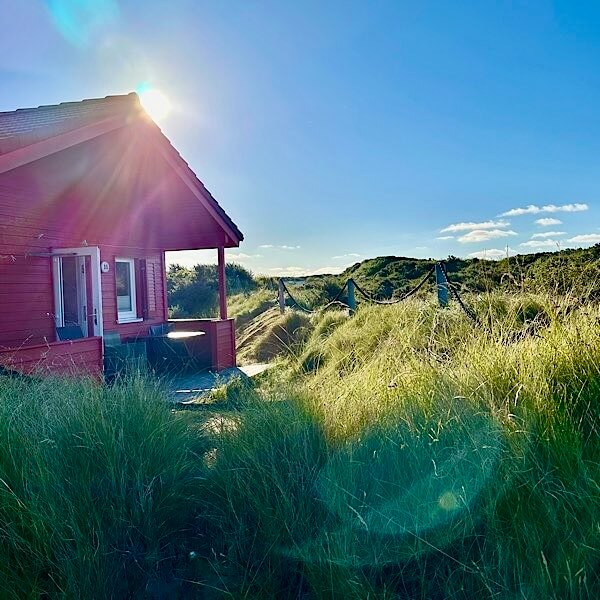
[435, 263, 448, 307]
[347, 279, 356, 315]
[278, 278, 285, 314]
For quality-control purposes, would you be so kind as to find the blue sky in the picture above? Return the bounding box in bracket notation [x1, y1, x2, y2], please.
[1, 1, 600, 275]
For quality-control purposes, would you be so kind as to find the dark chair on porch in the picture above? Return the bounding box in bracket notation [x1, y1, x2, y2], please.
[149, 323, 170, 337]
[56, 325, 85, 341]
[103, 331, 147, 379]
[147, 322, 209, 374]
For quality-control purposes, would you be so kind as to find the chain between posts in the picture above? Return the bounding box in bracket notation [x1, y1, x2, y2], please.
[278, 279, 352, 314]
[351, 266, 436, 305]
[280, 280, 316, 314]
[321, 279, 351, 311]
[275, 261, 479, 326]
[437, 261, 480, 325]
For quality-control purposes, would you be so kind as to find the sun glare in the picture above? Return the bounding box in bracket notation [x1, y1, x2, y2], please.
[139, 88, 172, 122]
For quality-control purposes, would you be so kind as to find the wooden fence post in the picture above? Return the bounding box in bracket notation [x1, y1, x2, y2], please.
[347, 279, 356, 315]
[435, 263, 448, 307]
[278, 278, 285, 314]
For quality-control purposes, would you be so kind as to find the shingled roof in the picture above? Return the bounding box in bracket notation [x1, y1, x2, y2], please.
[0, 93, 141, 154]
[0, 92, 243, 243]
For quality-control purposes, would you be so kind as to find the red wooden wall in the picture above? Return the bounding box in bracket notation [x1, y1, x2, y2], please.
[0, 188, 168, 349]
[169, 318, 236, 370]
[99, 247, 166, 340]
[0, 337, 103, 377]
[0, 180, 63, 347]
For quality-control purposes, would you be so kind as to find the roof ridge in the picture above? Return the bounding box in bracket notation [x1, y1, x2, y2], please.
[0, 92, 140, 117]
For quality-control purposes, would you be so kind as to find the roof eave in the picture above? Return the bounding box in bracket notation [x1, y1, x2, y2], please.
[0, 114, 130, 175]
[148, 123, 244, 245]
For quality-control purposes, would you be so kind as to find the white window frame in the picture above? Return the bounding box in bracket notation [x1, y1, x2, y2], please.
[115, 258, 140, 323]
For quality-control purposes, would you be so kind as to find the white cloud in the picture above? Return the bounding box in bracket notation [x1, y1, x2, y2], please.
[500, 203, 588, 217]
[458, 229, 517, 243]
[260, 244, 301, 250]
[332, 253, 362, 260]
[519, 239, 562, 249]
[467, 248, 513, 260]
[308, 265, 348, 275]
[436, 235, 454, 240]
[228, 252, 261, 260]
[531, 231, 566, 239]
[267, 264, 348, 277]
[567, 234, 600, 245]
[166, 249, 216, 268]
[268, 266, 307, 277]
[441, 219, 510, 233]
[535, 217, 563, 226]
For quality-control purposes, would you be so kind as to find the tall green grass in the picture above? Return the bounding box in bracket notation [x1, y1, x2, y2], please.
[205, 294, 600, 597]
[0, 376, 212, 598]
[1, 293, 600, 597]
[228, 288, 276, 330]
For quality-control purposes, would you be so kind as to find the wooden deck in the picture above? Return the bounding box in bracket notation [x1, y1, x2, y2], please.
[167, 363, 272, 402]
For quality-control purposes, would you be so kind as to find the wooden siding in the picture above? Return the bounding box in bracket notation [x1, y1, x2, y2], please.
[0, 336, 102, 377]
[100, 248, 165, 339]
[214, 319, 236, 370]
[0, 126, 234, 250]
[0, 179, 55, 346]
[0, 177, 167, 348]
[169, 318, 236, 370]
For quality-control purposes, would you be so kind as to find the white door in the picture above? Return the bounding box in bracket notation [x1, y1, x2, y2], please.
[52, 247, 103, 337]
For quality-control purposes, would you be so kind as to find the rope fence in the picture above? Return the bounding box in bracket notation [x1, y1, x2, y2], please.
[276, 261, 480, 324]
[437, 261, 481, 325]
[352, 266, 436, 305]
[280, 280, 315, 314]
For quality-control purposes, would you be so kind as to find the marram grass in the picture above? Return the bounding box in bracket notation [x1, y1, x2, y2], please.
[0, 376, 212, 598]
[1, 292, 600, 598]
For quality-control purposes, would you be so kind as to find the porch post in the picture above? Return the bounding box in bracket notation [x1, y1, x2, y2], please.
[217, 246, 227, 319]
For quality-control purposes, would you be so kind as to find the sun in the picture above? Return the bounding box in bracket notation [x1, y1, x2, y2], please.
[138, 88, 172, 122]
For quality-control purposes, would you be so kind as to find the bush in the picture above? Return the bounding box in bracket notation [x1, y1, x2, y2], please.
[168, 262, 257, 318]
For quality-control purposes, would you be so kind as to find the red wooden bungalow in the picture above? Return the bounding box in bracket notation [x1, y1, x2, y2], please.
[0, 93, 243, 377]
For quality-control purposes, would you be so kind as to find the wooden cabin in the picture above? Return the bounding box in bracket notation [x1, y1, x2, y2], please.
[0, 93, 243, 377]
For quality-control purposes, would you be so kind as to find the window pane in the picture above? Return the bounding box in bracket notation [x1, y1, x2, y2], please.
[61, 256, 80, 326]
[116, 261, 132, 312]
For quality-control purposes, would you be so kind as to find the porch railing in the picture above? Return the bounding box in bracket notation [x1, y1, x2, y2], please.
[0, 337, 103, 377]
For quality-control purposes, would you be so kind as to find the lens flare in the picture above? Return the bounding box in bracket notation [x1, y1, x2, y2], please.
[46, 0, 119, 47]
[138, 88, 172, 123]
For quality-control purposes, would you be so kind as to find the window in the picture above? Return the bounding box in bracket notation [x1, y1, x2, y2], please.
[115, 258, 138, 322]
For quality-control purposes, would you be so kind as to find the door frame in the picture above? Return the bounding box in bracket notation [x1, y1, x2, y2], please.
[53, 254, 88, 335]
[52, 246, 103, 337]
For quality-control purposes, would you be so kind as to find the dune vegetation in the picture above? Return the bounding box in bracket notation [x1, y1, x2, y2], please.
[1, 291, 600, 597]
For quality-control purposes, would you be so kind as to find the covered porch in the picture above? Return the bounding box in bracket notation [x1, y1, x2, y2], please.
[0, 236, 237, 381]
[106, 250, 237, 379]
[105, 239, 236, 374]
